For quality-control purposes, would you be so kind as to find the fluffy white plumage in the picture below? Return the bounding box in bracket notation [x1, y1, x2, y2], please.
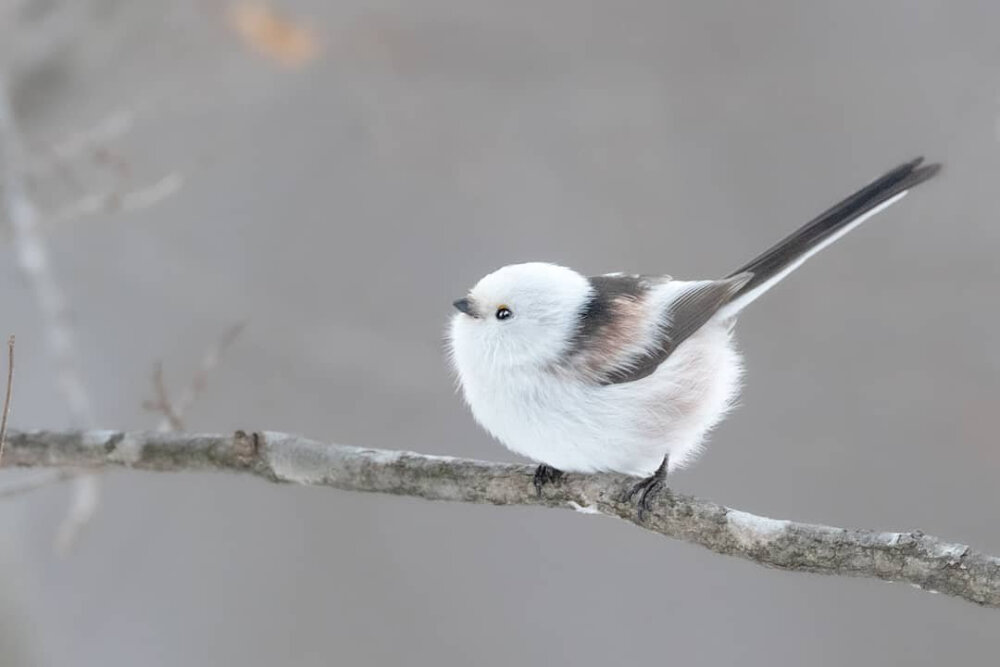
[447, 158, 939, 482]
[449, 264, 740, 475]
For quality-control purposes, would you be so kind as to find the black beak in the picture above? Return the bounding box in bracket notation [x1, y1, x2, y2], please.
[453, 297, 478, 317]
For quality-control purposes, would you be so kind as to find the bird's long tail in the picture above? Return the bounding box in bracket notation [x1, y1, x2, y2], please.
[721, 157, 940, 316]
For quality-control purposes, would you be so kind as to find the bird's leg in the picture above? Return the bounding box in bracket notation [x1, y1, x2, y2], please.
[621, 455, 668, 522]
[533, 464, 564, 497]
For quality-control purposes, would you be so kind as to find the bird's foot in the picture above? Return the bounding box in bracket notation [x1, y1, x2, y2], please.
[533, 464, 564, 497]
[620, 456, 668, 522]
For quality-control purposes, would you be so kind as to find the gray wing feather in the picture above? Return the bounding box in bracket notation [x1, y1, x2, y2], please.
[599, 273, 752, 385]
[661, 273, 752, 352]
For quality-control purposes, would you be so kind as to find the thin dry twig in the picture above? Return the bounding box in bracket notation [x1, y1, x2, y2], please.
[143, 361, 185, 431]
[0, 335, 13, 465]
[2, 428, 997, 609]
[144, 322, 246, 433]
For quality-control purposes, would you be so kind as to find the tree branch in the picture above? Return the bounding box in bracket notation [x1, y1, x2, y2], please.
[1, 429, 996, 608]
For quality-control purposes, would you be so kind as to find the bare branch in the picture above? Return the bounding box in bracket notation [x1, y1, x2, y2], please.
[0, 335, 14, 465]
[0, 75, 99, 550]
[1, 428, 996, 608]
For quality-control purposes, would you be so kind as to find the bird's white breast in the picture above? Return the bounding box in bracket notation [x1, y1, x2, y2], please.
[451, 316, 743, 476]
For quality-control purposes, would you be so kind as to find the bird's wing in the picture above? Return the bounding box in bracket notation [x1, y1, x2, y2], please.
[568, 273, 751, 385]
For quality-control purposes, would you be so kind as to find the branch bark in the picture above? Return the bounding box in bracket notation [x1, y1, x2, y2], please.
[2, 428, 996, 608]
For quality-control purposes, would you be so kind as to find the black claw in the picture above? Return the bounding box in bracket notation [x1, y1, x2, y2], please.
[620, 456, 669, 522]
[636, 479, 665, 522]
[533, 464, 563, 497]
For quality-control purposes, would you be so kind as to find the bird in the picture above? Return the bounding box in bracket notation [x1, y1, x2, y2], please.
[448, 157, 940, 518]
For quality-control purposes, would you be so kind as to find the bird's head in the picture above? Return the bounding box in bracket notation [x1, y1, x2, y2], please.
[448, 262, 592, 372]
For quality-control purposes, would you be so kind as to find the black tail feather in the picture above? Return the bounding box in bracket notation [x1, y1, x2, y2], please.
[727, 157, 940, 303]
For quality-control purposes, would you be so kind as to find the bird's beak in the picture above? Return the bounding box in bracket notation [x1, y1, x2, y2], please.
[453, 297, 479, 318]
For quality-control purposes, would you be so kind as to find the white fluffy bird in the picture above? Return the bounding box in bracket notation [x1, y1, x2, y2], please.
[449, 158, 939, 517]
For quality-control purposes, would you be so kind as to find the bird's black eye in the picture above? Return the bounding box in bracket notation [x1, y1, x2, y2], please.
[495, 306, 512, 320]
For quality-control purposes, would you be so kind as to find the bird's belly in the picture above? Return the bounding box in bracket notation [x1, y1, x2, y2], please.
[463, 323, 743, 476]
[465, 375, 621, 473]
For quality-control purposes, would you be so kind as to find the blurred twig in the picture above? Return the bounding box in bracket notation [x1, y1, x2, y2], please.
[0, 470, 74, 499]
[146, 362, 185, 431]
[143, 321, 246, 432]
[0, 74, 100, 552]
[1, 428, 997, 609]
[30, 108, 135, 172]
[46, 172, 184, 228]
[0, 79, 93, 423]
[11, 103, 184, 239]
[0, 322, 245, 500]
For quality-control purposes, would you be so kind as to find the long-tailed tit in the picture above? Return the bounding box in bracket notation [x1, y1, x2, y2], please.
[448, 158, 939, 517]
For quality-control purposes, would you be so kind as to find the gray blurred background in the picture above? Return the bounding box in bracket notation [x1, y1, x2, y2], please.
[0, 0, 997, 664]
